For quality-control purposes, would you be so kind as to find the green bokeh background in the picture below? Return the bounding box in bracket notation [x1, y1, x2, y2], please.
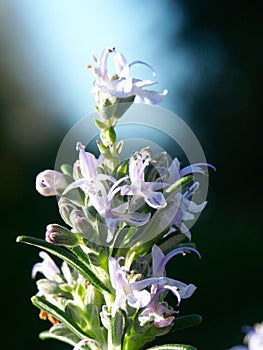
[1, 1, 261, 349]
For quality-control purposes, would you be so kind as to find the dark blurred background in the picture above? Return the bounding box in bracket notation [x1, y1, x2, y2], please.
[1, 1, 262, 349]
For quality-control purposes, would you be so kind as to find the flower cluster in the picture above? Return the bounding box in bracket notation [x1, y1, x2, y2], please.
[17, 48, 214, 350]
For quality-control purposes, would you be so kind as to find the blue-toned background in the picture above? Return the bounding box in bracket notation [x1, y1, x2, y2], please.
[1, 1, 261, 349]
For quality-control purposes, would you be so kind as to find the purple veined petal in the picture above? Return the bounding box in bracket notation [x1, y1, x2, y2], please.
[121, 211, 151, 227]
[144, 190, 167, 209]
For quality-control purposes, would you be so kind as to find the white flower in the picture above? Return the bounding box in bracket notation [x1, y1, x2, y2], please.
[31, 251, 60, 280]
[88, 47, 168, 110]
[120, 150, 167, 209]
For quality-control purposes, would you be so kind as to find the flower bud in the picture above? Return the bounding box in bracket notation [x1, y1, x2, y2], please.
[45, 224, 79, 247]
[69, 210, 94, 238]
[36, 170, 68, 196]
[58, 197, 76, 227]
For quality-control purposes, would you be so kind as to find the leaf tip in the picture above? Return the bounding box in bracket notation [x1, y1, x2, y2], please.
[16, 235, 24, 243]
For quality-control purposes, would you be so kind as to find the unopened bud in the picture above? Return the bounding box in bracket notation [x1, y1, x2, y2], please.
[69, 210, 94, 238]
[36, 170, 68, 196]
[45, 224, 79, 247]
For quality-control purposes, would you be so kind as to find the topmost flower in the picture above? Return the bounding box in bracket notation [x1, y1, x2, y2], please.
[87, 47, 168, 111]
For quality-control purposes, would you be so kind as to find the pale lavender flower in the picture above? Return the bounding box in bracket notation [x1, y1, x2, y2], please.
[169, 182, 207, 239]
[162, 160, 215, 239]
[32, 251, 60, 280]
[162, 157, 215, 185]
[139, 245, 199, 328]
[63, 142, 105, 196]
[88, 47, 168, 109]
[108, 256, 170, 315]
[109, 256, 151, 315]
[121, 150, 167, 209]
[90, 177, 151, 242]
[36, 170, 68, 196]
[229, 322, 263, 350]
[64, 143, 151, 242]
[139, 286, 176, 328]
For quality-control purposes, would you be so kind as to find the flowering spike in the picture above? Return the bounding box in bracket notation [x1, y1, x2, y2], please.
[17, 46, 215, 350]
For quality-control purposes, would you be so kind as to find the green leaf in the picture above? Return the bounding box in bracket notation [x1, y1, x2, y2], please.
[16, 235, 111, 294]
[94, 118, 108, 129]
[60, 164, 73, 177]
[40, 324, 80, 347]
[31, 295, 88, 340]
[111, 309, 127, 347]
[145, 345, 197, 350]
[171, 314, 202, 333]
[65, 301, 87, 329]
